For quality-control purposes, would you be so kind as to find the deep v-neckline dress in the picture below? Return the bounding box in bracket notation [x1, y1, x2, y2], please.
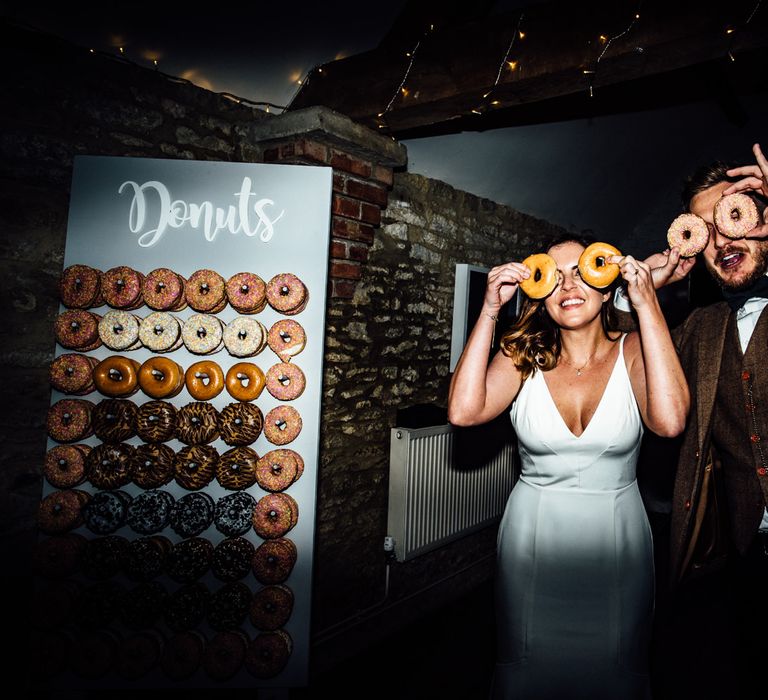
[493, 334, 653, 699]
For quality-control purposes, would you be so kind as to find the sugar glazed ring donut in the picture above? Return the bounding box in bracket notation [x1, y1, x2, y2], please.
[185, 360, 224, 401]
[44, 444, 90, 489]
[174, 444, 219, 491]
[139, 312, 183, 353]
[54, 310, 102, 351]
[519, 253, 558, 299]
[226, 272, 267, 314]
[249, 584, 294, 631]
[93, 356, 141, 397]
[667, 213, 710, 257]
[245, 630, 293, 679]
[49, 353, 98, 395]
[136, 400, 178, 443]
[133, 443, 176, 489]
[142, 268, 187, 311]
[223, 317, 267, 358]
[714, 192, 760, 239]
[266, 319, 307, 363]
[182, 314, 224, 355]
[177, 401, 220, 445]
[266, 273, 308, 315]
[98, 311, 142, 351]
[225, 362, 266, 402]
[218, 402, 264, 446]
[256, 449, 300, 492]
[37, 490, 89, 534]
[265, 362, 306, 401]
[92, 398, 138, 442]
[138, 357, 185, 399]
[578, 242, 622, 288]
[101, 266, 144, 310]
[185, 269, 227, 313]
[252, 493, 298, 540]
[252, 537, 297, 585]
[59, 264, 102, 309]
[47, 398, 94, 442]
[263, 406, 302, 445]
[216, 446, 259, 491]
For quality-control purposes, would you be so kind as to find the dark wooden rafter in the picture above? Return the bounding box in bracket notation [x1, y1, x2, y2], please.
[288, 0, 768, 136]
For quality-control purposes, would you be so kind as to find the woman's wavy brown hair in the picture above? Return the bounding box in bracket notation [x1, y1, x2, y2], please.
[499, 233, 621, 379]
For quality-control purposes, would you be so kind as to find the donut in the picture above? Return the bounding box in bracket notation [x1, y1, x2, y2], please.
[119, 581, 169, 630]
[46, 398, 94, 442]
[142, 267, 187, 311]
[226, 272, 267, 313]
[177, 401, 220, 445]
[161, 631, 206, 681]
[667, 213, 710, 257]
[92, 398, 138, 442]
[578, 242, 622, 288]
[44, 444, 90, 489]
[185, 360, 225, 401]
[218, 401, 264, 446]
[92, 356, 140, 398]
[98, 310, 142, 351]
[214, 491, 256, 538]
[256, 449, 300, 492]
[211, 536, 256, 582]
[166, 536, 214, 584]
[75, 580, 126, 628]
[37, 489, 89, 534]
[164, 582, 212, 632]
[132, 443, 176, 489]
[123, 535, 171, 582]
[216, 445, 259, 490]
[174, 444, 219, 491]
[251, 537, 297, 586]
[267, 319, 307, 362]
[185, 269, 227, 313]
[265, 362, 306, 401]
[223, 316, 268, 358]
[249, 584, 294, 631]
[82, 490, 132, 535]
[101, 265, 144, 310]
[208, 581, 252, 631]
[263, 405, 302, 445]
[138, 356, 185, 399]
[32, 533, 87, 579]
[203, 630, 248, 681]
[252, 493, 298, 540]
[245, 630, 293, 679]
[81, 534, 129, 580]
[87, 443, 136, 490]
[116, 631, 163, 680]
[714, 192, 761, 239]
[225, 362, 266, 401]
[519, 253, 558, 299]
[139, 311, 183, 353]
[54, 309, 102, 351]
[266, 273, 308, 314]
[126, 489, 175, 535]
[49, 353, 97, 395]
[69, 629, 120, 679]
[59, 264, 102, 308]
[135, 399, 178, 443]
[169, 491, 215, 538]
[182, 313, 224, 355]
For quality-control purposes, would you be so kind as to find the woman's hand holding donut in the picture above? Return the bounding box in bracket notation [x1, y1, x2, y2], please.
[482, 262, 531, 315]
[724, 143, 768, 239]
[611, 255, 656, 309]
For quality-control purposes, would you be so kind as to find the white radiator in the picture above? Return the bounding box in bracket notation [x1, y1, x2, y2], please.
[387, 423, 517, 562]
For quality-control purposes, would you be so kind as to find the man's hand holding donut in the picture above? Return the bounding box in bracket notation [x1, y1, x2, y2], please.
[724, 142, 768, 240]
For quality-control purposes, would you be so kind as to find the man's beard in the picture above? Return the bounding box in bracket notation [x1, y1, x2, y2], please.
[712, 243, 768, 292]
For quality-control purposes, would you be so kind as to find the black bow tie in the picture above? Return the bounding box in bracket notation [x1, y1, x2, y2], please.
[723, 276, 768, 311]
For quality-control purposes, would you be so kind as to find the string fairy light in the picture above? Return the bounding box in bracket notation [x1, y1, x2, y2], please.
[726, 0, 763, 61]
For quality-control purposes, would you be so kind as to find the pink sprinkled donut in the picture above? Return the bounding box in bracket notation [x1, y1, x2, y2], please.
[226, 272, 267, 314]
[54, 310, 102, 351]
[142, 268, 187, 311]
[49, 353, 98, 395]
[265, 362, 306, 401]
[59, 264, 102, 309]
[267, 319, 306, 362]
[101, 266, 144, 310]
[714, 193, 760, 239]
[667, 213, 710, 258]
[263, 406, 302, 445]
[265, 273, 308, 315]
[44, 444, 91, 489]
[185, 269, 227, 313]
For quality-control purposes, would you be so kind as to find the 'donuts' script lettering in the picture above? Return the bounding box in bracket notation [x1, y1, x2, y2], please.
[118, 177, 285, 247]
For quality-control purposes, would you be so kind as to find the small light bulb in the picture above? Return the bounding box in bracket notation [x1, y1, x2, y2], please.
[519, 31, 525, 39]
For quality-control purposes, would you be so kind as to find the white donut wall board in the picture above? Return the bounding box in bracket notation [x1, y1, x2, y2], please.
[40, 155, 332, 688]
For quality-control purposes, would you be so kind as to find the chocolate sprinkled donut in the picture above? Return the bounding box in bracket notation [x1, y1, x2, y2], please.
[101, 265, 144, 310]
[165, 581, 212, 632]
[263, 405, 302, 446]
[214, 491, 256, 538]
[132, 443, 176, 489]
[252, 493, 297, 540]
[174, 444, 219, 491]
[49, 353, 98, 395]
[32, 533, 87, 579]
[208, 581, 253, 631]
[216, 445, 259, 491]
[166, 536, 214, 584]
[81, 534, 130, 580]
[169, 491, 215, 538]
[37, 489, 89, 534]
[92, 398, 138, 443]
[117, 630, 163, 680]
[161, 630, 206, 681]
[54, 309, 102, 351]
[123, 535, 171, 582]
[203, 629, 248, 681]
[177, 401, 220, 445]
[245, 630, 293, 679]
[87, 442, 136, 490]
[59, 264, 102, 309]
[211, 536, 256, 582]
[218, 401, 264, 446]
[249, 584, 294, 631]
[135, 399, 178, 443]
[126, 489, 175, 535]
[119, 581, 168, 630]
[44, 444, 90, 489]
[47, 398, 94, 443]
[255, 449, 299, 492]
[252, 537, 297, 585]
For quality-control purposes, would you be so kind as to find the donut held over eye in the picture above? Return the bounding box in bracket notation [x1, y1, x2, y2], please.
[714, 192, 760, 239]
[519, 253, 558, 299]
[577, 242, 621, 288]
[667, 213, 709, 257]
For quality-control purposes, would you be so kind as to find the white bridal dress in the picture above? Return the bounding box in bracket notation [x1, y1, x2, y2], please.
[493, 334, 653, 699]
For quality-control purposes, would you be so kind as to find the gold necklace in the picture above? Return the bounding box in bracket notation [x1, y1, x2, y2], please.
[561, 347, 600, 376]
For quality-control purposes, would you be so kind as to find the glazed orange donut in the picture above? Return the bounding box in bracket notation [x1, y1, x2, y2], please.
[185, 361, 225, 401]
[519, 253, 558, 299]
[667, 213, 709, 257]
[92, 356, 140, 397]
[577, 242, 621, 288]
[225, 362, 266, 402]
[139, 357, 185, 399]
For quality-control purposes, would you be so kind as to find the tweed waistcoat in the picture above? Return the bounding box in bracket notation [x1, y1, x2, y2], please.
[712, 310, 768, 553]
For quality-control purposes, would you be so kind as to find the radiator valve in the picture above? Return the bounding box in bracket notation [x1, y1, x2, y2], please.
[383, 536, 395, 553]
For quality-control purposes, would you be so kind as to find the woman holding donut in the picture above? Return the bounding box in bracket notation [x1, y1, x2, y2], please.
[448, 233, 689, 699]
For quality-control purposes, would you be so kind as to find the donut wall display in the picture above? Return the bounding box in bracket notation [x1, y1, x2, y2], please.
[33, 156, 332, 688]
